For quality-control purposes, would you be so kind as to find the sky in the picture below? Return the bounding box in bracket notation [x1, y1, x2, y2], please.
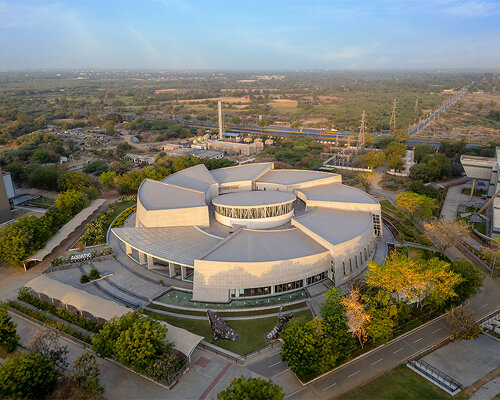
[0, 0, 499, 70]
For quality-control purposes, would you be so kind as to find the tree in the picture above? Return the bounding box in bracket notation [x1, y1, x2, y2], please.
[384, 141, 406, 171]
[359, 171, 378, 192]
[320, 286, 344, 319]
[29, 166, 60, 191]
[257, 118, 269, 131]
[229, 117, 242, 125]
[446, 308, 481, 340]
[482, 237, 500, 277]
[55, 189, 87, 217]
[423, 258, 463, 309]
[281, 315, 353, 381]
[4, 162, 26, 183]
[423, 219, 469, 253]
[357, 151, 385, 169]
[367, 308, 395, 345]
[341, 288, 370, 348]
[0, 305, 19, 353]
[449, 258, 483, 302]
[105, 120, 115, 136]
[0, 353, 57, 399]
[395, 191, 437, 222]
[217, 376, 284, 400]
[58, 171, 92, 192]
[146, 352, 183, 382]
[27, 327, 68, 372]
[414, 144, 434, 163]
[116, 141, 132, 157]
[99, 170, 117, 189]
[70, 352, 104, 395]
[84, 159, 108, 175]
[115, 317, 169, 371]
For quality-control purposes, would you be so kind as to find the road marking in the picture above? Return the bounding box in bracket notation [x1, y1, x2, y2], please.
[284, 387, 307, 399]
[323, 382, 337, 391]
[393, 347, 405, 354]
[413, 337, 424, 344]
[268, 351, 281, 358]
[432, 328, 441, 334]
[348, 370, 360, 378]
[481, 303, 489, 309]
[268, 361, 283, 368]
[371, 358, 383, 366]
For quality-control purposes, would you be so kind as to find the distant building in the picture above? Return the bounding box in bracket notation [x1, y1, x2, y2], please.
[161, 144, 181, 151]
[126, 154, 155, 165]
[194, 150, 224, 160]
[207, 140, 264, 156]
[0, 170, 12, 223]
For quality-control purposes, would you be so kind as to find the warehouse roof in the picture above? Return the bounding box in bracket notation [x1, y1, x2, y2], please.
[210, 162, 273, 184]
[293, 207, 373, 246]
[161, 164, 216, 194]
[138, 179, 206, 210]
[111, 226, 222, 266]
[212, 191, 295, 207]
[201, 227, 328, 263]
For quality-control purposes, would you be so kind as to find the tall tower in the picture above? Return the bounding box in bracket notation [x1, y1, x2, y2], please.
[357, 110, 366, 152]
[218, 101, 223, 140]
[390, 99, 397, 131]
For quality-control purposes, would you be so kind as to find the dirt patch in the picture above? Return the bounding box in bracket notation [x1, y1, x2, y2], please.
[47, 375, 105, 400]
[271, 99, 298, 108]
[178, 96, 250, 104]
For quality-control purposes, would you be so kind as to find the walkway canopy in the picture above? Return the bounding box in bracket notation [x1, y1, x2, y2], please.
[25, 199, 106, 263]
[26, 274, 204, 359]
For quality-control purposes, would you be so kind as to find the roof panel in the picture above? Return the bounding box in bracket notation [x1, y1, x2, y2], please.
[257, 169, 340, 186]
[201, 228, 328, 262]
[210, 162, 273, 184]
[138, 179, 206, 210]
[112, 226, 222, 266]
[299, 183, 378, 205]
[293, 207, 372, 246]
[161, 164, 216, 193]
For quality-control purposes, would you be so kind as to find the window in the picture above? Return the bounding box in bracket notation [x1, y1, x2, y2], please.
[360, 251, 363, 264]
[364, 248, 368, 260]
[372, 213, 381, 237]
[306, 271, 327, 285]
[349, 259, 353, 273]
[355, 255, 358, 270]
[275, 280, 303, 293]
[343, 261, 346, 276]
[236, 285, 271, 297]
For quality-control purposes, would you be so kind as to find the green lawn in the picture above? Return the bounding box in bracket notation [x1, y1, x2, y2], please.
[144, 309, 313, 355]
[339, 365, 464, 400]
[106, 200, 136, 229]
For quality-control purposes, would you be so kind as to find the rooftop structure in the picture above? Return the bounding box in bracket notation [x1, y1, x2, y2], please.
[111, 163, 382, 303]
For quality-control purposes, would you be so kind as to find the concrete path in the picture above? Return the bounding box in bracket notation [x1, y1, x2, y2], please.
[470, 377, 500, 400]
[441, 183, 469, 221]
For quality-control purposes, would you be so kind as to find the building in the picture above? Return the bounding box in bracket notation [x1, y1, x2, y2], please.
[126, 154, 155, 165]
[111, 163, 382, 303]
[461, 149, 500, 235]
[161, 144, 181, 151]
[193, 150, 224, 160]
[207, 140, 264, 156]
[0, 170, 12, 223]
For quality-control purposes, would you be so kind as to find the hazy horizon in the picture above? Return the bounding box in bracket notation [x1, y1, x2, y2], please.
[1, 0, 499, 70]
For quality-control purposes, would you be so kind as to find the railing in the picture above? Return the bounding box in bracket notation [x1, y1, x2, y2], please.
[197, 339, 282, 365]
[408, 359, 462, 393]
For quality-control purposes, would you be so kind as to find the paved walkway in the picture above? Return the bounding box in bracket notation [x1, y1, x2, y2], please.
[441, 183, 470, 221]
[470, 377, 500, 400]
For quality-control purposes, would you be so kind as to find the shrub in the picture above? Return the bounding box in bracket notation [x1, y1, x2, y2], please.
[0, 305, 19, 353]
[0, 353, 57, 399]
[80, 274, 90, 284]
[89, 268, 100, 281]
[217, 376, 284, 400]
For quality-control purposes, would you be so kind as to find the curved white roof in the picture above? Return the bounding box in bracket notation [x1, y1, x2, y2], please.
[299, 182, 378, 205]
[212, 191, 295, 208]
[293, 207, 373, 246]
[210, 162, 273, 184]
[112, 226, 222, 266]
[161, 164, 216, 194]
[257, 169, 340, 186]
[201, 228, 328, 263]
[138, 179, 206, 210]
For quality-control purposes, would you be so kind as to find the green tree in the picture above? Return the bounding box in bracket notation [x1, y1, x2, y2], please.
[413, 144, 434, 163]
[4, 162, 26, 182]
[0, 353, 57, 399]
[384, 141, 406, 171]
[99, 170, 117, 189]
[58, 171, 92, 192]
[229, 117, 242, 125]
[31, 148, 57, 164]
[0, 305, 19, 353]
[115, 317, 169, 371]
[70, 352, 104, 395]
[55, 189, 87, 217]
[367, 308, 395, 345]
[92, 312, 139, 358]
[395, 191, 437, 221]
[105, 120, 115, 136]
[84, 159, 108, 175]
[449, 258, 483, 302]
[217, 376, 285, 400]
[320, 286, 344, 319]
[357, 151, 385, 169]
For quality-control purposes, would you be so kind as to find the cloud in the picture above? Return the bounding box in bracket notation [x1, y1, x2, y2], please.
[438, 0, 500, 17]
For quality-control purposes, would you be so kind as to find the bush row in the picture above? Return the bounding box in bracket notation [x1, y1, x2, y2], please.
[112, 206, 136, 228]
